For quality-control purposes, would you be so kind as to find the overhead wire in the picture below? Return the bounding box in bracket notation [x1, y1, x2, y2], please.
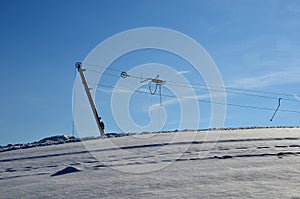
[165, 81, 298, 102]
[83, 62, 299, 97]
[84, 65, 300, 103]
[96, 83, 300, 114]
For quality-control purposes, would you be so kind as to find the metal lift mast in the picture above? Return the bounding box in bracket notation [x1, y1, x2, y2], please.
[76, 62, 105, 138]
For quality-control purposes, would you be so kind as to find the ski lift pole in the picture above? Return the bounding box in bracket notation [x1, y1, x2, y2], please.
[76, 62, 105, 138]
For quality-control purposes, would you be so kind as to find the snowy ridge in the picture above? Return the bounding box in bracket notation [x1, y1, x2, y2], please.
[1, 126, 299, 153]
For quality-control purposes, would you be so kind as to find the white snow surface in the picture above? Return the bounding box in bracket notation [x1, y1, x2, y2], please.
[1, 127, 300, 198]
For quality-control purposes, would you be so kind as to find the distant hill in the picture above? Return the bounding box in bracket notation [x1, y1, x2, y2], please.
[1, 126, 299, 153]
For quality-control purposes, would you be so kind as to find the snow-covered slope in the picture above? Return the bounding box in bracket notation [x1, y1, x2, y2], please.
[1, 128, 300, 198]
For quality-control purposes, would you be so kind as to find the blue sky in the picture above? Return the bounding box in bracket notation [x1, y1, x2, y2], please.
[1, 0, 300, 145]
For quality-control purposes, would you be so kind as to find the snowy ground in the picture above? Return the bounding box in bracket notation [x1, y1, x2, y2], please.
[1, 127, 300, 198]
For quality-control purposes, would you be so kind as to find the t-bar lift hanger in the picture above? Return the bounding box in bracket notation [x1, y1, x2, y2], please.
[121, 72, 166, 106]
[270, 98, 282, 121]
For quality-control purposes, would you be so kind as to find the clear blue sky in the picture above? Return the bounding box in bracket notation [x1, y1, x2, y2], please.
[1, 0, 300, 145]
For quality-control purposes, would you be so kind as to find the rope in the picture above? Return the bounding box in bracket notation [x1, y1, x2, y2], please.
[96, 84, 300, 114]
[149, 82, 159, 95]
[85, 67, 300, 103]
